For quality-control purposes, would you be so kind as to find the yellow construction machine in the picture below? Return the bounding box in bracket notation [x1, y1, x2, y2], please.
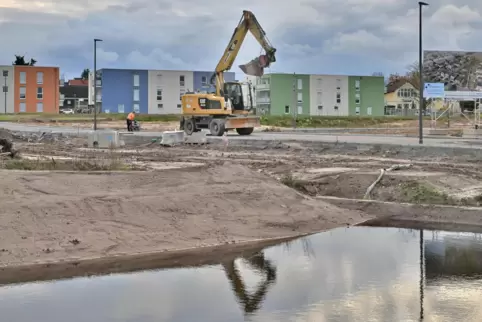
[180, 10, 276, 136]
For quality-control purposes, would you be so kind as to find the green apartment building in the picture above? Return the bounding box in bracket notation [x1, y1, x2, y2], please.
[255, 73, 310, 116]
[255, 73, 385, 116]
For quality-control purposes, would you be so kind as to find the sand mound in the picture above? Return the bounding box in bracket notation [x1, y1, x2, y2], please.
[0, 163, 368, 266]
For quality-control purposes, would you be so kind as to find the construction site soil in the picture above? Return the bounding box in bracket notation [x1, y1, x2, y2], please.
[1, 129, 482, 282]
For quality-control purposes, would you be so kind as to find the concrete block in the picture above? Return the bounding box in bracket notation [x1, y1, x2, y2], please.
[425, 128, 449, 136]
[87, 130, 120, 148]
[185, 131, 207, 145]
[160, 131, 184, 146]
[463, 128, 482, 138]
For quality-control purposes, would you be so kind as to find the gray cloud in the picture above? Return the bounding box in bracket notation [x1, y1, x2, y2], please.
[0, 0, 481, 78]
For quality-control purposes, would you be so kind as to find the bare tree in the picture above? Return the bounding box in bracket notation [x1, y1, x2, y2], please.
[13, 55, 36, 66]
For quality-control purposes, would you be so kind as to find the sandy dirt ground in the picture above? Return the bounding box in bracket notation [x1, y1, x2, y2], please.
[1, 130, 482, 279]
[0, 160, 368, 268]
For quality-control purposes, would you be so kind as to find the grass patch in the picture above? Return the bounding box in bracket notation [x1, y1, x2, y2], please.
[260, 115, 425, 128]
[280, 173, 306, 191]
[0, 113, 181, 123]
[1, 157, 139, 171]
[0, 113, 425, 128]
[0, 112, 447, 129]
[400, 181, 455, 205]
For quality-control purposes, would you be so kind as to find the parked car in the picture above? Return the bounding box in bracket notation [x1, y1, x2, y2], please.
[60, 108, 74, 114]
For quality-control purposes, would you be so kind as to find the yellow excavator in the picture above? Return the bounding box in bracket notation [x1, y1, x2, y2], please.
[180, 10, 276, 136]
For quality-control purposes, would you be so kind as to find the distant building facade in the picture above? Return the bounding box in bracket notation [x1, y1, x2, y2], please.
[256, 73, 385, 116]
[0, 65, 59, 113]
[89, 68, 235, 114]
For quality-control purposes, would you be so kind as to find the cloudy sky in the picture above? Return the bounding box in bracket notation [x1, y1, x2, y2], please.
[0, 0, 480, 80]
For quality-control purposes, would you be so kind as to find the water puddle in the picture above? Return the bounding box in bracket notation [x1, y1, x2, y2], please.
[2, 227, 482, 321]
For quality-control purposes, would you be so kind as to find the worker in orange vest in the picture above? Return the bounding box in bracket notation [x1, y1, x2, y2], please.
[126, 111, 135, 132]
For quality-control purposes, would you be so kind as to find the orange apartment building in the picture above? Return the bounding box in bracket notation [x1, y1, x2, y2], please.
[14, 66, 60, 113]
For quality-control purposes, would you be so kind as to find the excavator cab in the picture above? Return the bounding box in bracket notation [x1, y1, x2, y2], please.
[223, 82, 245, 111]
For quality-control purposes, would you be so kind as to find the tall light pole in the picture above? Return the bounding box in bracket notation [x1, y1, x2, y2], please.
[2, 70, 8, 114]
[418, 1, 429, 144]
[93, 38, 103, 131]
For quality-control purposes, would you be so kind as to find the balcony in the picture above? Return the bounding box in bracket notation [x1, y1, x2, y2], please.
[257, 97, 270, 104]
[256, 83, 270, 91]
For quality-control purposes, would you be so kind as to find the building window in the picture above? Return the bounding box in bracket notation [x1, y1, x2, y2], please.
[316, 92, 322, 104]
[318, 105, 323, 110]
[180, 75, 185, 87]
[37, 87, 43, 99]
[355, 93, 360, 104]
[336, 93, 341, 104]
[156, 88, 162, 101]
[19, 87, 26, 99]
[36, 72, 43, 84]
[133, 74, 140, 87]
[133, 89, 139, 101]
[177, 104, 181, 109]
[19, 72, 26, 84]
[36, 102, 43, 112]
[317, 78, 322, 88]
[118, 104, 125, 113]
[336, 79, 341, 90]
[397, 88, 416, 98]
[297, 79, 302, 90]
[285, 105, 290, 114]
[297, 92, 302, 103]
[157, 103, 163, 109]
[201, 76, 207, 85]
[133, 103, 140, 113]
[180, 89, 185, 101]
[355, 80, 360, 90]
[397, 104, 402, 109]
[19, 102, 26, 112]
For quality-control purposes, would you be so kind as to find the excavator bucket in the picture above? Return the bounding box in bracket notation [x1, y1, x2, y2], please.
[239, 55, 269, 77]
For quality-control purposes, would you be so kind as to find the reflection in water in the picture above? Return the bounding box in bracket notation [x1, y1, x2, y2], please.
[420, 230, 425, 322]
[222, 252, 276, 315]
[1, 227, 482, 322]
[425, 231, 482, 279]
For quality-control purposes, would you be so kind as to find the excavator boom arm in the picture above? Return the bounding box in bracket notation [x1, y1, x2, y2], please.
[212, 10, 276, 96]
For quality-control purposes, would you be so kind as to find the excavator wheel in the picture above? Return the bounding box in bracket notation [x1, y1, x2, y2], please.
[184, 118, 195, 135]
[236, 127, 254, 136]
[209, 119, 225, 136]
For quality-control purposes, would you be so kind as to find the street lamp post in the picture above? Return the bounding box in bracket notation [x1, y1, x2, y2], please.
[93, 38, 103, 131]
[2, 70, 8, 114]
[418, 1, 429, 144]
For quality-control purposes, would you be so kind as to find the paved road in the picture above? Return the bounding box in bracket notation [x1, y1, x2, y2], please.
[1, 122, 481, 149]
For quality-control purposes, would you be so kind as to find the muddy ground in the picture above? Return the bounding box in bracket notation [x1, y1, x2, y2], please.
[1, 129, 482, 280]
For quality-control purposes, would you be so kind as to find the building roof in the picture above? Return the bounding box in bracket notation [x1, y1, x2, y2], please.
[385, 79, 416, 93]
[68, 79, 88, 86]
[60, 85, 88, 98]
